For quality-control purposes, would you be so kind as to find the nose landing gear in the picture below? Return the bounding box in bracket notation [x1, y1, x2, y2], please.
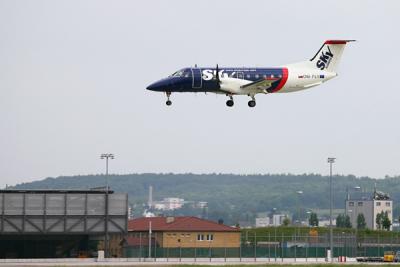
[165, 92, 172, 106]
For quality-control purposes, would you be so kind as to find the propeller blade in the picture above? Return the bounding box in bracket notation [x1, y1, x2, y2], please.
[216, 64, 220, 83]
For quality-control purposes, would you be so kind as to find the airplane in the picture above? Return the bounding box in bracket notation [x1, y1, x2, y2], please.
[146, 40, 354, 107]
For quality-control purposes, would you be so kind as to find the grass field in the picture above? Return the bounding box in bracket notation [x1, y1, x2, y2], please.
[91, 265, 400, 267]
[149, 265, 398, 267]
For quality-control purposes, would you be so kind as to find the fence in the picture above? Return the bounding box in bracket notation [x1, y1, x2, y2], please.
[121, 231, 400, 260]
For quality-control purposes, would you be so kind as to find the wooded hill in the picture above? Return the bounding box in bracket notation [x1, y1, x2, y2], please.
[11, 173, 400, 225]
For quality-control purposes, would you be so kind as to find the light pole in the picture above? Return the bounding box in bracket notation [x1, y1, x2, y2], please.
[296, 191, 303, 226]
[149, 221, 152, 258]
[351, 185, 361, 257]
[327, 157, 336, 262]
[100, 153, 114, 258]
[100, 153, 114, 188]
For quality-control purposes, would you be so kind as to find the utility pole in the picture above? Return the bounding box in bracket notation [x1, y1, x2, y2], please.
[296, 190, 303, 225]
[328, 157, 336, 262]
[100, 153, 114, 258]
[149, 220, 152, 258]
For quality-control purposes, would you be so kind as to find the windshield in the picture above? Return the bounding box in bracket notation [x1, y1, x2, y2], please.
[169, 69, 191, 78]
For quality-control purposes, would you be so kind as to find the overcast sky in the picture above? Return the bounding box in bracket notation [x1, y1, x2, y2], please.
[1, 0, 399, 187]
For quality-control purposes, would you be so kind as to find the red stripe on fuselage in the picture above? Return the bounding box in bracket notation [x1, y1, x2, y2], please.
[270, 68, 288, 93]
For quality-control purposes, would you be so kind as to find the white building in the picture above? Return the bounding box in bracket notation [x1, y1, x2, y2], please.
[272, 214, 286, 226]
[164, 197, 185, 210]
[345, 189, 393, 230]
[319, 219, 337, 227]
[255, 217, 270, 227]
[153, 197, 185, 210]
[196, 201, 208, 209]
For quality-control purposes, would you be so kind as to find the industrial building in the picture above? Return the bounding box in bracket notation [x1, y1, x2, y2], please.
[255, 214, 287, 227]
[345, 188, 393, 230]
[0, 189, 128, 258]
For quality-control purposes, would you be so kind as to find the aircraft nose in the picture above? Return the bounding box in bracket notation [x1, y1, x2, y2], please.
[146, 82, 158, 91]
[146, 79, 167, 91]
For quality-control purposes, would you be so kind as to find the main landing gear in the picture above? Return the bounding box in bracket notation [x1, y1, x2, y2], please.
[225, 95, 256, 108]
[248, 95, 256, 108]
[165, 92, 172, 106]
[226, 95, 234, 107]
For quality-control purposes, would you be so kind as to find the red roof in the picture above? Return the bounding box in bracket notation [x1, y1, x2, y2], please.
[128, 217, 240, 232]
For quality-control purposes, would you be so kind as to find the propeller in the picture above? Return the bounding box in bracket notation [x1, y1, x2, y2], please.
[215, 64, 220, 82]
[215, 64, 221, 89]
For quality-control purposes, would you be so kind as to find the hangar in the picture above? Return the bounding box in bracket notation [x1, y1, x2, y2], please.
[0, 189, 128, 258]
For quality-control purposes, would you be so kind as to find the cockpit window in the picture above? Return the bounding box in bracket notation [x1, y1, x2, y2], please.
[170, 69, 191, 78]
[170, 70, 184, 77]
[183, 69, 191, 78]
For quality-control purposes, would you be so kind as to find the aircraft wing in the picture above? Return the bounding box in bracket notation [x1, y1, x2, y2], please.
[240, 77, 280, 92]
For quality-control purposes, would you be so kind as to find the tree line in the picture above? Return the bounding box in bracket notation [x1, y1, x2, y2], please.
[10, 173, 400, 226]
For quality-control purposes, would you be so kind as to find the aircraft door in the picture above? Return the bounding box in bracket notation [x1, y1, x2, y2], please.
[191, 68, 202, 89]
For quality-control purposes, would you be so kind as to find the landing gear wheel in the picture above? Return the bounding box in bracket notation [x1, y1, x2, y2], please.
[226, 100, 234, 107]
[165, 92, 172, 106]
[248, 100, 256, 107]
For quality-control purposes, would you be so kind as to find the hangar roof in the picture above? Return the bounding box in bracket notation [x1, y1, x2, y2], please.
[0, 189, 113, 194]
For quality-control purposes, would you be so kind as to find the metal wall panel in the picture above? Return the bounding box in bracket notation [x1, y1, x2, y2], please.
[3, 218, 22, 232]
[0, 192, 127, 234]
[87, 194, 105, 215]
[87, 218, 105, 232]
[66, 218, 85, 232]
[109, 194, 127, 215]
[4, 194, 23, 215]
[26, 194, 44, 215]
[46, 218, 64, 232]
[46, 194, 64, 215]
[108, 218, 126, 232]
[24, 218, 44, 232]
[66, 194, 85, 215]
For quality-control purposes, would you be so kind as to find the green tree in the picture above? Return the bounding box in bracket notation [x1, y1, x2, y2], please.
[382, 211, 392, 231]
[336, 214, 344, 228]
[344, 214, 352, 228]
[357, 213, 367, 229]
[283, 217, 290, 226]
[336, 214, 352, 228]
[376, 211, 384, 230]
[309, 212, 319, 226]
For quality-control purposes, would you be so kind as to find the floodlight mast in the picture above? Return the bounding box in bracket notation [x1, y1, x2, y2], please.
[100, 153, 114, 258]
[327, 157, 336, 262]
[100, 153, 114, 182]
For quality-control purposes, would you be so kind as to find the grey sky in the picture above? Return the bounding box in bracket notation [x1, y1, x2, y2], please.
[0, 0, 399, 186]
